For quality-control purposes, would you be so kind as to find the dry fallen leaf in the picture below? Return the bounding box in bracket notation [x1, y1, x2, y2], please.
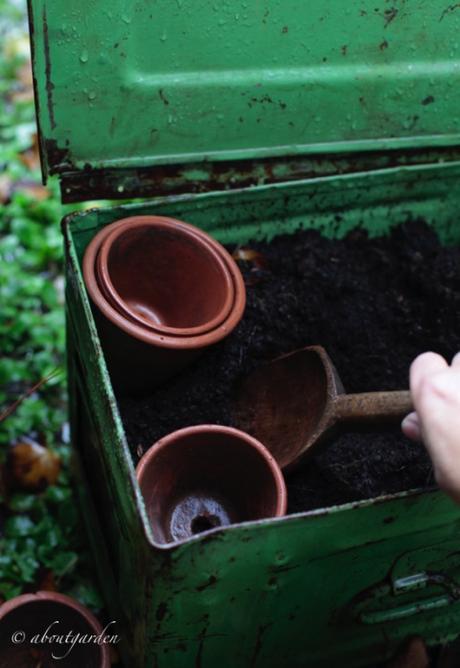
[16, 182, 50, 201]
[9, 62, 35, 103]
[0, 174, 13, 204]
[19, 133, 41, 172]
[232, 247, 268, 269]
[0, 178, 49, 204]
[6, 439, 61, 492]
[18, 61, 33, 88]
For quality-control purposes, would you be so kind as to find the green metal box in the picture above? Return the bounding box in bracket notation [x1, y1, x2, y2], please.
[28, 1, 460, 665]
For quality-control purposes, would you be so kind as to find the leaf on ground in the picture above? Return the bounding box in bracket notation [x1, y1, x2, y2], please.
[0, 174, 12, 203]
[18, 133, 41, 171]
[0, 179, 50, 204]
[6, 439, 61, 492]
[15, 181, 50, 201]
[232, 247, 268, 269]
[9, 62, 34, 103]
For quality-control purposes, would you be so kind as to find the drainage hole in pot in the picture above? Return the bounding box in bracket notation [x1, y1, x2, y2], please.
[191, 514, 221, 534]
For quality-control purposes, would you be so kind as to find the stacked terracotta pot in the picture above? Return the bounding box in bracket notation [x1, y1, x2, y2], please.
[83, 216, 246, 395]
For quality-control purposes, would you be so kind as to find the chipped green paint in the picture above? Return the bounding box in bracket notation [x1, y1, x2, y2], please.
[28, 0, 460, 193]
[65, 165, 460, 668]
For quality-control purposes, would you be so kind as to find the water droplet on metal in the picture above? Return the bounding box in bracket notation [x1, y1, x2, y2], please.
[80, 50, 89, 63]
[88, 91, 97, 100]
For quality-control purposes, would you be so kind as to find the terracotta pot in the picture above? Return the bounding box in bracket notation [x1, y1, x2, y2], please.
[83, 216, 246, 394]
[0, 592, 111, 668]
[136, 425, 287, 544]
[97, 218, 235, 334]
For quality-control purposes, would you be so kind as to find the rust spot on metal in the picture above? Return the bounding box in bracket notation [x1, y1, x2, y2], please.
[383, 7, 398, 27]
[269, 563, 300, 575]
[282, 25, 288, 33]
[379, 39, 389, 50]
[194, 617, 210, 668]
[42, 6, 56, 130]
[59, 147, 460, 204]
[422, 95, 435, 106]
[44, 138, 71, 171]
[440, 3, 460, 20]
[341, 45, 348, 56]
[195, 575, 217, 592]
[159, 89, 170, 106]
[250, 623, 272, 666]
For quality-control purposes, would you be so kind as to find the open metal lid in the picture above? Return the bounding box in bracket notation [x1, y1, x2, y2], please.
[28, 0, 460, 202]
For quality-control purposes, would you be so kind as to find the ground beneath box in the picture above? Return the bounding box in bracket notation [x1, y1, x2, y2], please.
[119, 220, 460, 513]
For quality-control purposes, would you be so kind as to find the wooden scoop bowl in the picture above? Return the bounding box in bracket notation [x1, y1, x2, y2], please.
[233, 345, 413, 471]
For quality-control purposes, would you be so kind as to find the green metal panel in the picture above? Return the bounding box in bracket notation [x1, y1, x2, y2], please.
[29, 0, 460, 199]
[64, 164, 460, 667]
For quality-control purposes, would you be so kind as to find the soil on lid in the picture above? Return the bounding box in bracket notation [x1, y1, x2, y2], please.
[119, 220, 460, 514]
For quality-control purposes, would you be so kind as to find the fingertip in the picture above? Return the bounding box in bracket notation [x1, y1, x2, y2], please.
[401, 412, 422, 442]
[452, 351, 460, 368]
[410, 352, 448, 395]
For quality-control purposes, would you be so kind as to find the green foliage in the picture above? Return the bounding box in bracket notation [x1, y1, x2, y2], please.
[0, 0, 102, 610]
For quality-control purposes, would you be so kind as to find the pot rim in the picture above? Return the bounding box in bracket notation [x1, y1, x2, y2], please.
[97, 217, 235, 337]
[83, 216, 246, 350]
[136, 424, 288, 519]
[0, 591, 111, 668]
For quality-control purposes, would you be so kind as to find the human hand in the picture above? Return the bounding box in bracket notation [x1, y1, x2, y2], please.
[402, 352, 460, 503]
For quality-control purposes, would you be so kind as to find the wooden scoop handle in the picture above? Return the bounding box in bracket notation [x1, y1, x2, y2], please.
[335, 391, 413, 424]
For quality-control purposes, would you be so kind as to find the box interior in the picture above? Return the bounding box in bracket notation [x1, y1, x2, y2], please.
[66, 163, 460, 533]
[64, 166, 460, 667]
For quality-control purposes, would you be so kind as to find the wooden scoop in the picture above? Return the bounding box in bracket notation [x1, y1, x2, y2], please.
[233, 345, 413, 470]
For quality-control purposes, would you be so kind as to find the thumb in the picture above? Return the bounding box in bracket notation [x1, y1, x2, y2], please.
[401, 411, 422, 442]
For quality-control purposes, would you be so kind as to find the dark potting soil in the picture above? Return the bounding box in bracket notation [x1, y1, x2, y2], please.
[118, 220, 460, 514]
